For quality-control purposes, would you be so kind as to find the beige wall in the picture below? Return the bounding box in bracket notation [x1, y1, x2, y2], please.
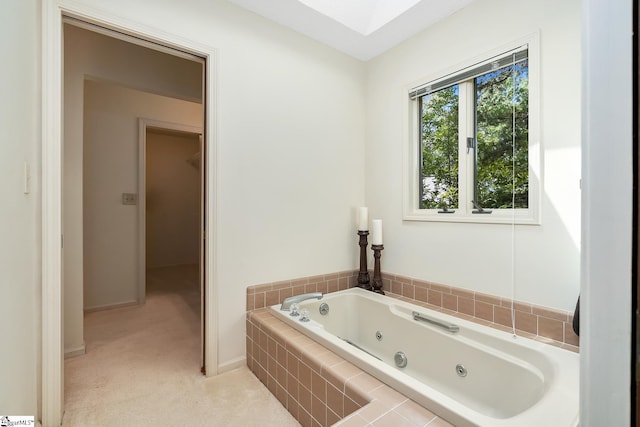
[146, 130, 201, 269]
[0, 0, 40, 417]
[83, 80, 202, 310]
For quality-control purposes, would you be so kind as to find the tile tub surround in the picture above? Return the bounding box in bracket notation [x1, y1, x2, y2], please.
[246, 271, 579, 351]
[381, 273, 579, 351]
[246, 308, 454, 427]
[246, 271, 358, 312]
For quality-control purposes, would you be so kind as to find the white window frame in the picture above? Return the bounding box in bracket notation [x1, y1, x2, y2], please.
[403, 33, 541, 225]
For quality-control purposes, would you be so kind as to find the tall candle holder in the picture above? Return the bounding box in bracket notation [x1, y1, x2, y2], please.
[357, 231, 372, 290]
[371, 244, 385, 294]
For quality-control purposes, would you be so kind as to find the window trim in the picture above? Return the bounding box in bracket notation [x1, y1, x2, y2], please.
[403, 33, 541, 225]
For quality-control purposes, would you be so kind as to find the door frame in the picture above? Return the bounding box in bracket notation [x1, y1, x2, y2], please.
[42, 2, 219, 426]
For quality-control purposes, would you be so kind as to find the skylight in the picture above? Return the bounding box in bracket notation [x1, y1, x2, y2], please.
[227, 0, 475, 60]
[297, 0, 422, 35]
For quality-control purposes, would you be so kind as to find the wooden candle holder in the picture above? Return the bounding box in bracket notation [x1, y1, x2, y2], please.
[371, 244, 385, 295]
[357, 231, 372, 290]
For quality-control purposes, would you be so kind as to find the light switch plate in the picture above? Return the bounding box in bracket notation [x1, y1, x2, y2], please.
[122, 193, 138, 205]
[23, 162, 30, 194]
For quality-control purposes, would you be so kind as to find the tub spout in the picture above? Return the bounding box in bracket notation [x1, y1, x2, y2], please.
[280, 292, 323, 310]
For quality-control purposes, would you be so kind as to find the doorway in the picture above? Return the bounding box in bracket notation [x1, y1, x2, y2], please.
[64, 123, 205, 419]
[66, 23, 205, 359]
[42, 7, 217, 425]
[142, 124, 206, 369]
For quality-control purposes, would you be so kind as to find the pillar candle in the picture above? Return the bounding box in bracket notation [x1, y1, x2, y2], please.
[371, 219, 383, 245]
[358, 207, 368, 231]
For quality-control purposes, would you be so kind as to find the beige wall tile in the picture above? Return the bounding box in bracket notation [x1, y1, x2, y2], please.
[326, 383, 344, 417]
[311, 371, 327, 400]
[343, 396, 361, 417]
[427, 290, 442, 307]
[402, 283, 415, 299]
[287, 399, 299, 420]
[451, 288, 474, 299]
[413, 279, 429, 289]
[391, 280, 402, 294]
[565, 322, 580, 346]
[538, 316, 564, 342]
[287, 371, 299, 401]
[311, 394, 326, 426]
[442, 293, 457, 311]
[414, 286, 428, 303]
[327, 408, 341, 426]
[299, 361, 313, 391]
[298, 407, 312, 427]
[430, 283, 451, 294]
[458, 297, 474, 316]
[515, 310, 537, 335]
[474, 292, 501, 306]
[532, 305, 569, 322]
[299, 384, 313, 415]
[474, 301, 493, 322]
[254, 292, 266, 309]
[493, 306, 513, 328]
[276, 382, 287, 406]
[514, 301, 532, 313]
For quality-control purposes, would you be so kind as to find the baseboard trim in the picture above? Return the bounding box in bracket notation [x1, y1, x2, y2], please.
[64, 342, 86, 359]
[146, 262, 199, 270]
[217, 356, 246, 374]
[84, 300, 138, 313]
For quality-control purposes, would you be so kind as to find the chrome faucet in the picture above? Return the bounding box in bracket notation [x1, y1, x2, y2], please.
[280, 292, 323, 310]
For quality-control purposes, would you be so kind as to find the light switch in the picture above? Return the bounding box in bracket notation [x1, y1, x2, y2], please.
[122, 193, 138, 205]
[23, 162, 30, 194]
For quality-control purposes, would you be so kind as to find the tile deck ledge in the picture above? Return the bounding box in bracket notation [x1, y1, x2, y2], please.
[247, 308, 454, 427]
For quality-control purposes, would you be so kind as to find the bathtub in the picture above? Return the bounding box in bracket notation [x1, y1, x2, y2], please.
[270, 287, 579, 427]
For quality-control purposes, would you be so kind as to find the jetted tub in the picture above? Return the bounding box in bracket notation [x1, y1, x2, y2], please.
[270, 287, 579, 427]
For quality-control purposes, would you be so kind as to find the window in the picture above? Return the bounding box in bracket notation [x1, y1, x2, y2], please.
[404, 37, 540, 224]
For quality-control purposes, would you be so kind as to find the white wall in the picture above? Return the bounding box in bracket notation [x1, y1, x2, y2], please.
[146, 130, 201, 268]
[3, 0, 634, 424]
[365, 0, 582, 312]
[580, 0, 632, 424]
[0, 0, 40, 418]
[83, 80, 202, 309]
[62, 0, 366, 368]
[63, 24, 204, 353]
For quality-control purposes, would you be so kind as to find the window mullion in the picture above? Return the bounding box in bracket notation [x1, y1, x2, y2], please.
[458, 81, 475, 214]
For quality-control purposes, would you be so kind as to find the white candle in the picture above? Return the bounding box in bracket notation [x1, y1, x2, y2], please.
[371, 219, 383, 245]
[357, 207, 368, 231]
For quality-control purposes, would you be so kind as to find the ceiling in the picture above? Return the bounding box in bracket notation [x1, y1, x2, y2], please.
[227, 0, 475, 61]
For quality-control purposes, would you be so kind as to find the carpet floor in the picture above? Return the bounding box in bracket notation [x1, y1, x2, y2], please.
[63, 265, 300, 426]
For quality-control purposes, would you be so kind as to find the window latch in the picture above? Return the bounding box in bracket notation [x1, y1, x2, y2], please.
[438, 206, 455, 214]
[466, 137, 475, 154]
[471, 200, 492, 214]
